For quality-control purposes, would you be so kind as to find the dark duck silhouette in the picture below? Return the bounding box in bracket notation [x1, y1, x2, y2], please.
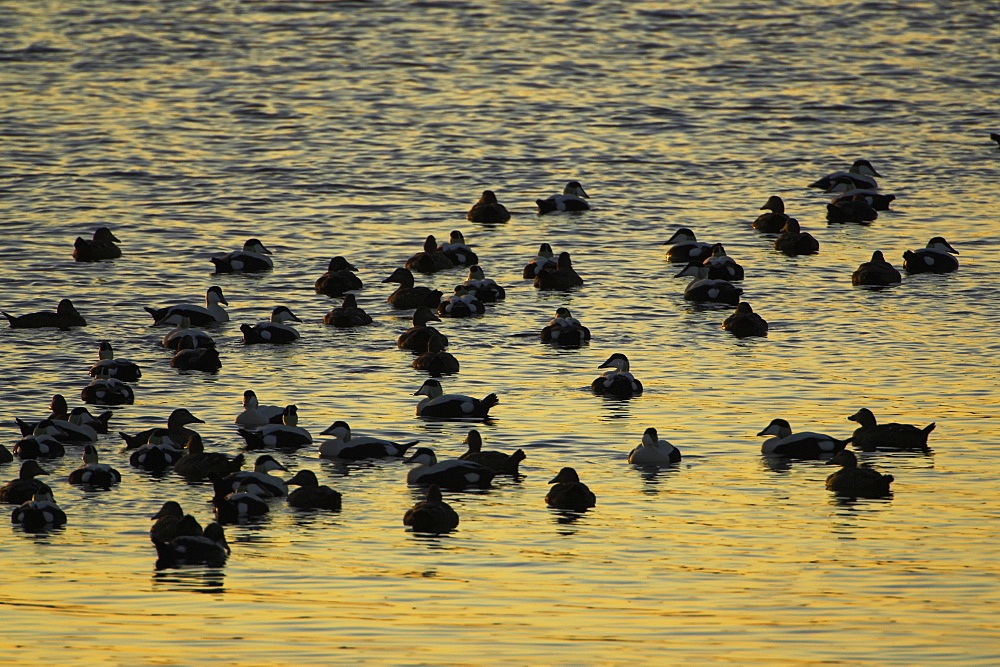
[852, 250, 901, 286]
[902, 237, 959, 274]
[752, 196, 796, 233]
[413, 336, 460, 375]
[591, 353, 643, 398]
[825, 449, 894, 498]
[545, 467, 596, 511]
[81, 371, 135, 405]
[467, 190, 511, 223]
[541, 307, 591, 346]
[847, 408, 935, 452]
[129, 429, 186, 472]
[4, 299, 86, 329]
[536, 181, 590, 214]
[458, 429, 525, 475]
[170, 343, 222, 372]
[534, 252, 584, 290]
[397, 307, 448, 352]
[323, 293, 373, 327]
[120, 408, 205, 450]
[211, 238, 273, 273]
[723, 302, 768, 338]
[89, 341, 142, 382]
[150, 502, 202, 543]
[774, 218, 819, 256]
[11, 483, 66, 532]
[703, 243, 745, 281]
[826, 193, 878, 223]
[160, 316, 215, 350]
[73, 227, 121, 262]
[238, 405, 313, 450]
[286, 469, 342, 511]
[405, 235, 454, 274]
[154, 521, 230, 568]
[403, 484, 459, 533]
[0, 460, 49, 505]
[13, 420, 67, 459]
[174, 432, 246, 480]
[314, 256, 363, 296]
[383, 267, 443, 310]
[809, 159, 880, 191]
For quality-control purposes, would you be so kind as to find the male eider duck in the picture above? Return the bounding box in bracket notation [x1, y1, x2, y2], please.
[145, 286, 229, 326]
[174, 433, 245, 480]
[160, 316, 215, 350]
[458, 429, 525, 475]
[129, 429, 185, 473]
[212, 481, 270, 523]
[22, 407, 99, 444]
[438, 230, 479, 266]
[774, 218, 819, 256]
[536, 181, 590, 214]
[461, 265, 505, 302]
[534, 251, 584, 290]
[314, 256, 363, 297]
[0, 460, 49, 505]
[663, 228, 713, 264]
[89, 341, 142, 382]
[170, 343, 222, 372]
[404, 484, 459, 533]
[825, 449, 894, 498]
[405, 447, 495, 490]
[847, 408, 935, 452]
[722, 302, 769, 338]
[541, 307, 591, 346]
[286, 469, 342, 511]
[81, 371, 135, 405]
[13, 420, 67, 459]
[829, 185, 895, 211]
[73, 227, 121, 262]
[68, 444, 121, 488]
[703, 243, 745, 281]
[545, 467, 596, 511]
[211, 238, 274, 273]
[809, 159, 880, 191]
[241, 306, 301, 344]
[413, 337, 460, 375]
[235, 389, 284, 426]
[467, 190, 511, 223]
[397, 307, 448, 352]
[852, 251, 901, 286]
[413, 378, 499, 419]
[756, 418, 849, 459]
[154, 521, 229, 568]
[323, 293, 373, 327]
[217, 454, 288, 498]
[383, 267, 444, 310]
[675, 262, 743, 306]
[753, 196, 796, 233]
[522, 243, 556, 279]
[437, 285, 486, 318]
[318, 421, 418, 460]
[592, 353, 643, 398]
[826, 193, 878, 223]
[238, 405, 313, 450]
[11, 483, 66, 532]
[628, 427, 681, 465]
[4, 299, 86, 329]
[120, 408, 205, 450]
[405, 235, 455, 274]
[902, 237, 959, 274]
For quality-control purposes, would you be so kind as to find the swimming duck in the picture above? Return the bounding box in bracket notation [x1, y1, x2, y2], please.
[825, 449, 894, 498]
[902, 237, 959, 274]
[664, 228, 713, 264]
[752, 196, 796, 233]
[591, 353, 643, 398]
[437, 285, 486, 318]
[81, 371, 136, 405]
[145, 286, 229, 326]
[88, 341, 142, 382]
[317, 421, 419, 460]
[847, 408, 935, 451]
[545, 467, 596, 511]
[405, 235, 455, 274]
[174, 432, 246, 480]
[413, 337, 460, 375]
[756, 418, 849, 459]
[522, 243, 557, 279]
[405, 447, 495, 489]
[218, 454, 288, 498]
[413, 379, 499, 419]
[397, 307, 449, 352]
[3, 299, 86, 329]
[674, 263, 743, 306]
[383, 267, 444, 310]
[438, 230, 479, 266]
[722, 302, 769, 338]
[467, 190, 511, 223]
[314, 256, 364, 296]
[11, 483, 66, 531]
[703, 244, 745, 281]
[160, 316, 215, 350]
[150, 502, 202, 543]
[852, 251, 901, 286]
[241, 306, 301, 344]
[628, 427, 681, 465]
[540, 307, 591, 346]
[286, 469, 342, 510]
[234, 390, 284, 426]
[830, 186, 895, 211]
[22, 407, 100, 444]
[211, 238, 274, 273]
[67, 405, 111, 434]
[534, 251, 584, 290]
[0, 460, 49, 504]
[67, 444, 121, 488]
[461, 265, 505, 302]
[13, 420, 67, 459]
[403, 484, 460, 533]
[458, 429, 525, 474]
[773, 218, 819, 256]
[826, 194, 878, 223]
[323, 293, 373, 327]
[73, 227, 121, 262]
[154, 521, 229, 568]
[119, 408, 205, 450]
[129, 429, 186, 473]
[170, 343, 222, 372]
[18, 396, 109, 436]
[809, 159, 880, 191]
[238, 405, 313, 450]
[212, 481, 270, 523]
[536, 181, 590, 214]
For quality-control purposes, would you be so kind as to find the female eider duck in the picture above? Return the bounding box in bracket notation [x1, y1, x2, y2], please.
[240, 306, 301, 344]
[756, 418, 849, 459]
[314, 256, 363, 297]
[405, 235, 455, 274]
[825, 449, 894, 498]
[211, 238, 274, 273]
[592, 353, 643, 398]
[534, 251, 584, 290]
[722, 302, 769, 338]
[286, 469, 342, 511]
[541, 307, 591, 346]
[145, 286, 229, 326]
[218, 454, 289, 498]
[73, 227, 121, 262]
[413, 337, 460, 376]
[89, 341, 142, 382]
[397, 307, 448, 352]
[467, 190, 511, 223]
[438, 230, 479, 267]
[536, 181, 590, 214]
[11, 483, 66, 532]
[383, 267, 444, 310]
[235, 389, 284, 426]
[458, 429, 525, 475]
[664, 228, 713, 264]
[628, 427, 681, 465]
[809, 159, 880, 191]
[753, 196, 796, 233]
[413, 378, 499, 419]
[404, 484, 459, 533]
[150, 502, 202, 543]
[81, 371, 135, 405]
[170, 343, 222, 372]
[318, 421, 418, 460]
[852, 251, 901, 286]
[674, 262, 743, 306]
[68, 444, 121, 488]
[703, 243, 745, 281]
[238, 405, 313, 450]
[545, 467, 596, 511]
[461, 265, 505, 302]
[0, 460, 49, 505]
[174, 432, 245, 480]
[323, 293, 373, 327]
[774, 218, 819, 256]
[160, 315, 215, 350]
[523, 243, 556, 279]
[154, 521, 229, 568]
[437, 285, 486, 318]
[902, 237, 959, 274]
[826, 193, 878, 223]
[847, 408, 935, 452]
[405, 447, 495, 490]
[4, 299, 86, 329]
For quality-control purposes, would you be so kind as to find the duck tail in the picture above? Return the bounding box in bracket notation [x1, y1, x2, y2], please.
[536, 199, 557, 214]
[230, 453, 246, 470]
[237, 429, 265, 450]
[395, 441, 420, 456]
[480, 393, 499, 412]
[510, 449, 527, 464]
[119, 431, 141, 449]
[923, 422, 936, 435]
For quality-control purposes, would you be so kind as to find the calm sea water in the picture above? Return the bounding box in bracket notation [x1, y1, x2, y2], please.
[2, 1, 999, 664]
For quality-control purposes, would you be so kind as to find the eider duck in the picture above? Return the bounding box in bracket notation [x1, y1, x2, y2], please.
[413, 337, 460, 375]
[145, 286, 229, 326]
[3, 299, 86, 329]
[314, 256, 363, 296]
[89, 341, 142, 382]
[0, 444, 10, 464]
[540, 307, 591, 346]
[129, 429, 185, 473]
[545, 467, 596, 511]
[852, 251, 901, 286]
[67, 444, 121, 488]
[23, 407, 99, 444]
[211, 238, 274, 273]
[413, 379, 499, 419]
[536, 181, 590, 214]
[323, 293, 373, 327]
[160, 316, 215, 350]
[154, 521, 229, 568]
[592, 353, 643, 398]
[756, 418, 849, 459]
[212, 481, 270, 523]
[628, 427, 681, 465]
[847, 408, 935, 451]
[830, 186, 895, 211]
[66, 405, 111, 434]
[405, 235, 455, 274]
[174, 432, 245, 480]
[383, 267, 444, 310]
[240, 306, 301, 344]
[722, 302, 769, 338]
[73, 227, 121, 262]
[534, 251, 584, 290]
[150, 502, 202, 543]
[13, 420, 67, 459]
[81, 371, 135, 405]
[826, 194, 878, 223]
[238, 405, 313, 450]
[0, 460, 49, 505]
[703, 243, 745, 281]
[19, 397, 110, 436]
[405, 447, 495, 489]
[437, 285, 486, 318]
[825, 449, 894, 498]
[318, 421, 418, 460]
[467, 190, 511, 223]
[461, 265, 505, 302]
[403, 484, 459, 533]
[664, 228, 713, 264]
[809, 159, 880, 191]
[119, 408, 205, 450]
[286, 469, 342, 511]
[11, 483, 66, 531]
[753, 196, 796, 233]
[675, 262, 743, 306]
[234, 389, 284, 426]
[902, 237, 959, 274]
[774, 218, 819, 256]
[170, 343, 222, 372]
[458, 429, 525, 475]
[438, 230, 479, 266]
[218, 454, 288, 498]
[522, 243, 556, 279]
[397, 307, 448, 352]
